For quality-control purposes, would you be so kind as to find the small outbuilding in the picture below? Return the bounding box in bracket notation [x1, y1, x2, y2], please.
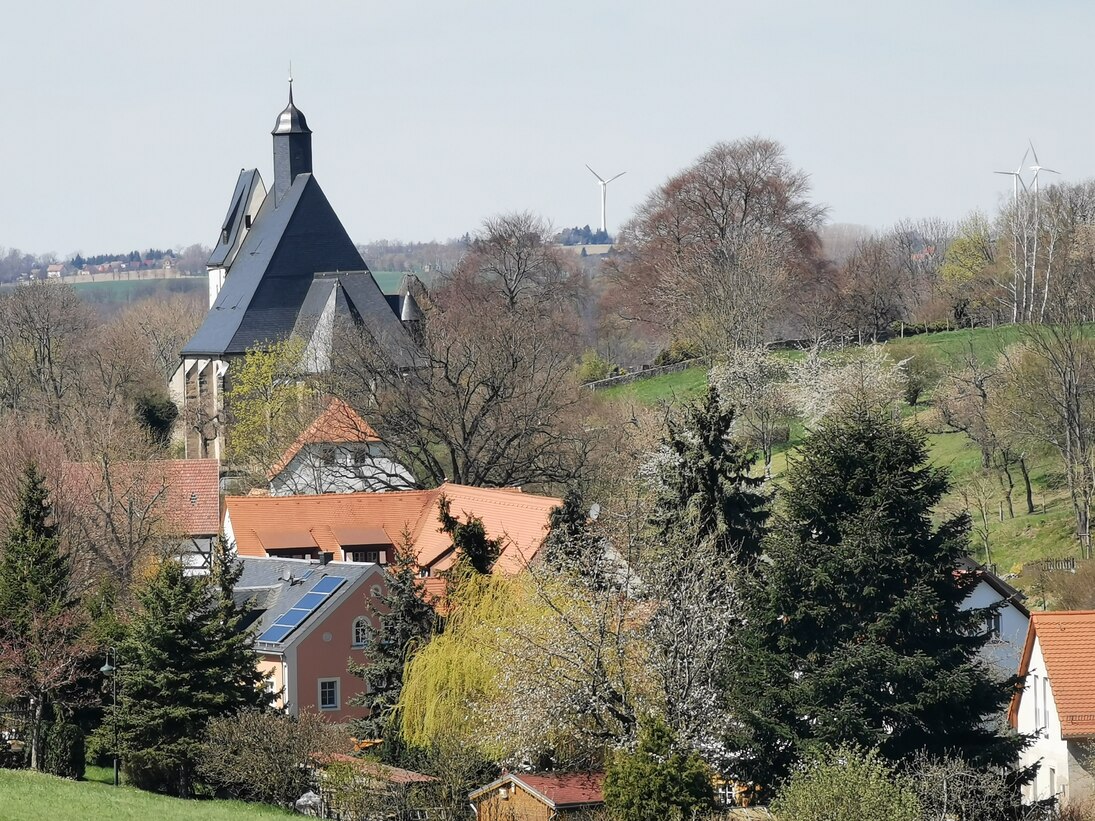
[469, 772, 604, 820]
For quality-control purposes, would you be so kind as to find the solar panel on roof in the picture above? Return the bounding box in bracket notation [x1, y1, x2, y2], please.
[257, 624, 294, 644]
[311, 576, 348, 595]
[292, 592, 327, 611]
[274, 608, 311, 628]
[253, 575, 351, 645]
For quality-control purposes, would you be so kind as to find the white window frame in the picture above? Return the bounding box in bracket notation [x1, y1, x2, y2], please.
[352, 617, 371, 648]
[318, 677, 340, 711]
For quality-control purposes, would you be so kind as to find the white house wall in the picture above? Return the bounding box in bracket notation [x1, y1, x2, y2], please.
[270, 444, 414, 496]
[1017, 635, 1071, 804]
[963, 579, 1029, 680]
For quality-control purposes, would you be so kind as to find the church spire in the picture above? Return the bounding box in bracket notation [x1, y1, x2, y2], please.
[271, 76, 313, 206]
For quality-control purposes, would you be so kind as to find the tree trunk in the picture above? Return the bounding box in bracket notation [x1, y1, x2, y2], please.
[30, 698, 44, 771]
[1019, 455, 1035, 515]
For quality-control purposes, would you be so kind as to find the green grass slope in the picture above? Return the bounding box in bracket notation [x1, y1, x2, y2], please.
[0, 769, 294, 821]
[599, 327, 1086, 576]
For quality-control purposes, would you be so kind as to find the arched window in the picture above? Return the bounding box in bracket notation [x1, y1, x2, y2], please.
[352, 617, 371, 648]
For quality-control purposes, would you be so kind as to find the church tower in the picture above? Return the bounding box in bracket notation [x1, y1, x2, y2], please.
[272, 80, 313, 206]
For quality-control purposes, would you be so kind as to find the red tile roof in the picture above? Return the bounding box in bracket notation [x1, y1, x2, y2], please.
[1010, 610, 1095, 737]
[470, 772, 604, 809]
[269, 398, 380, 479]
[225, 482, 560, 575]
[63, 459, 220, 537]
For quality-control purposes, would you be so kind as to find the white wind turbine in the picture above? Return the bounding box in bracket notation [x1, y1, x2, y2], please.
[1027, 140, 1060, 321]
[586, 165, 626, 235]
[994, 148, 1029, 322]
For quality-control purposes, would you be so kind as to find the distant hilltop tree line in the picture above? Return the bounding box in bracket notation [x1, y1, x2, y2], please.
[555, 224, 612, 246]
[0, 244, 211, 283]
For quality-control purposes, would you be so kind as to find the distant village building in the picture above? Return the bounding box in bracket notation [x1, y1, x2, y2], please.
[46, 263, 64, 279]
[171, 84, 423, 460]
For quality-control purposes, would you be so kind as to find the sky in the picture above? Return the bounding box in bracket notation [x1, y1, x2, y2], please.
[4, 1, 1092, 256]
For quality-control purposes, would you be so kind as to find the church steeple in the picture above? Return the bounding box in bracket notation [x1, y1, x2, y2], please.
[272, 78, 313, 206]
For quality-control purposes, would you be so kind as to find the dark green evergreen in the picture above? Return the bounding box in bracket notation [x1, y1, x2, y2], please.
[543, 489, 603, 575]
[0, 464, 85, 771]
[0, 464, 71, 636]
[110, 557, 270, 797]
[348, 535, 436, 760]
[724, 409, 1027, 792]
[603, 715, 715, 821]
[438, 494, 502, 575]
[651, 384, 768, 566]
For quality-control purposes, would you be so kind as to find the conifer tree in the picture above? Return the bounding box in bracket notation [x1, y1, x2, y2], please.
[348, 534, 436, 759]
[111, 558, 270, 797]
[725, 409, 1027, 792]
[438, 495, 502, 575]
[543, 489, 607, 583]
[651, 384, 768, 566]
[0, 464, 71, 635]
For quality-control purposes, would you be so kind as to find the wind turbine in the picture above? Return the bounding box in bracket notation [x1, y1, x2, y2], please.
[995, 148, 1030, 323]
[1027, 140, 1060, 321]
[586, 165, 626, 235]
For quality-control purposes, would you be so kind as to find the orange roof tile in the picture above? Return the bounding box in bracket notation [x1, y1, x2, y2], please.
[225, 482, 561, 575]
[63, 459, 221, 537]
[1010, 611, 1095, 737]
[269, 398, 381, 479]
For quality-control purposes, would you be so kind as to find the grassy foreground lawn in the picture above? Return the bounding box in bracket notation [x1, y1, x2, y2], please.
[0, 768, 294, 821]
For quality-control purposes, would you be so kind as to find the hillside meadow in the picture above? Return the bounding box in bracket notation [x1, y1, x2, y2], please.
[599, 327, 1085, 588]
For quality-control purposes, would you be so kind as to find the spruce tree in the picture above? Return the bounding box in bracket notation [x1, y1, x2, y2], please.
[725, 409, 1026, 792]
[438, 494, 502, 575]
[112, 558, 269, 797]
[651, 384, 768, 566]
[0, 464, 71, 635]
[348, 534, 436, 759]
[543, 489, 603, 574]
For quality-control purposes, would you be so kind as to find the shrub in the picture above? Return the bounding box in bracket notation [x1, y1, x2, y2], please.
[653, 339, 703, 367]
[198, 710, 341, 807]
[576, 350, 614, 384]
[42, 723, 85, 780]
[886, 341, 942, 406]
[603, 715, 714, 821]
[771, 746, 920, 821]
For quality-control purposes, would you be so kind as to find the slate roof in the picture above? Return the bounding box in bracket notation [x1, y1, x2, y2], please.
[226, 482, 560, 575]
[182, 173, 373, 358]
[1010, 610, 1095, 737]
[235, 556, 379, 650]
[470, 772, 605, 809]
[208, 169, 265, 268]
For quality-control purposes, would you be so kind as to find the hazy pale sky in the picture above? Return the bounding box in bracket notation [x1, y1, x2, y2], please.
[4, 1, 1090, 255]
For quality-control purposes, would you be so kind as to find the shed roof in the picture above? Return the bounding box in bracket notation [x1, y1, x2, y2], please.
[470, 772, 604, 809]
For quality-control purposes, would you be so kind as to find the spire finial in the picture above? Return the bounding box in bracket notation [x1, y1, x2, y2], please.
[288, 62, 294, 104]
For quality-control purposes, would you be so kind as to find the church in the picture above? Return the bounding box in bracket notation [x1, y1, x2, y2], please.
[171, 85, 422, 460]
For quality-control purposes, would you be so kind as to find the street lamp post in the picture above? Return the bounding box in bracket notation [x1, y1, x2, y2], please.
[99, 648, 119, 787]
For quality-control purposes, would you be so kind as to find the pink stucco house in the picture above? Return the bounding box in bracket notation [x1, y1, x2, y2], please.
[235, 556, 387, 722]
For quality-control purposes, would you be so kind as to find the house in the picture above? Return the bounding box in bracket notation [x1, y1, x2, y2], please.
[46, 263, 64, 279]
[223, 482, 561, 584]
[1009, 610, 1095, 806]
[958, 557, 1030, 680]
[235, 555, 387, 722]
[171, 83, 422, 460]
[268, 398, 414, 495]
[469, 772, 605, 820]
[62, 458, 221, 568]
